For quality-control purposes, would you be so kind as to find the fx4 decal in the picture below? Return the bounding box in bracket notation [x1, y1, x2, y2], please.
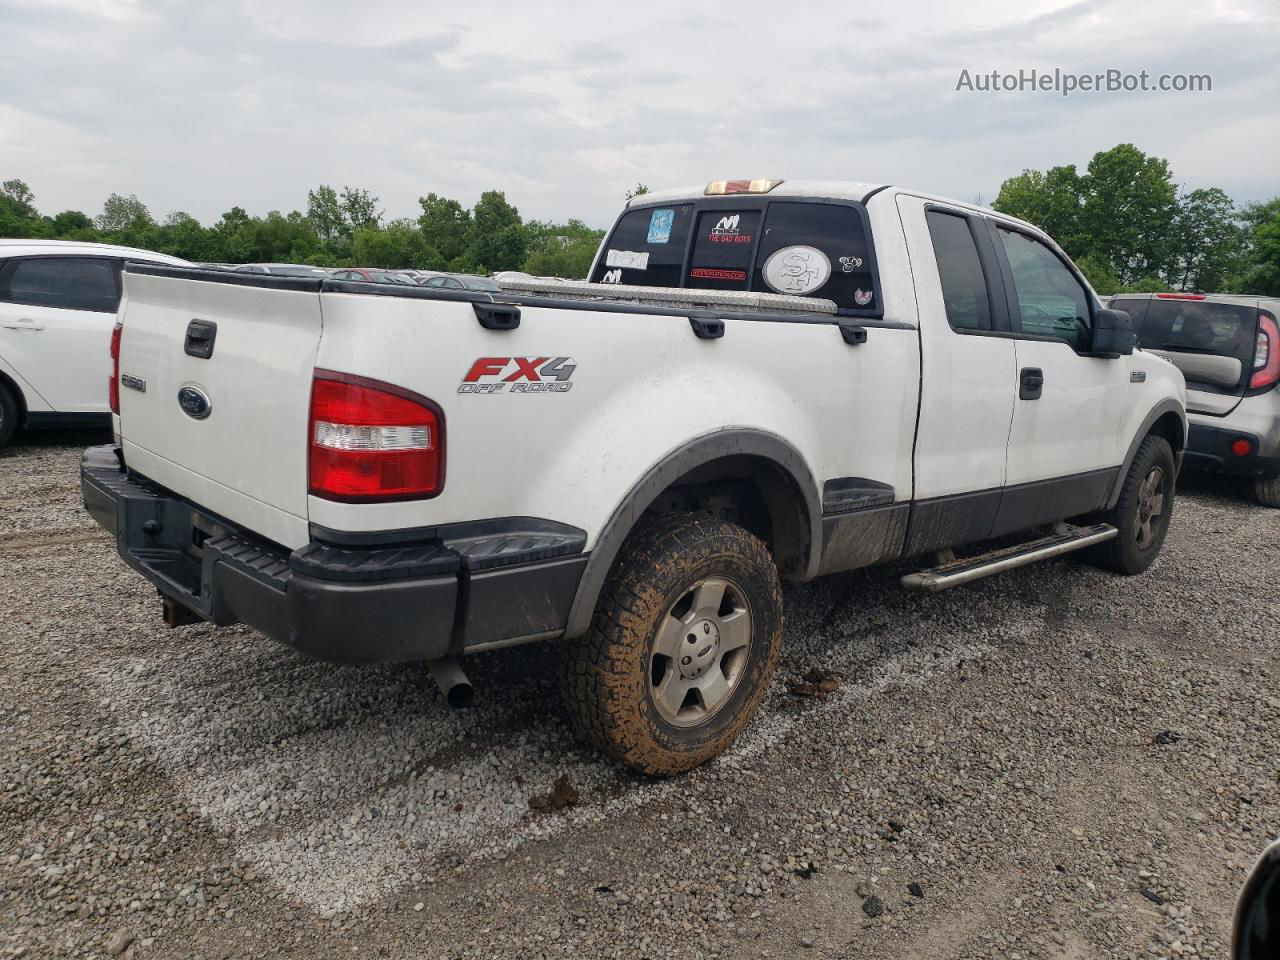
[459, 356, 577, 394]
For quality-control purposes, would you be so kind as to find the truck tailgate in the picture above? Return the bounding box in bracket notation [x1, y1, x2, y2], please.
[116, 267, 323, 549]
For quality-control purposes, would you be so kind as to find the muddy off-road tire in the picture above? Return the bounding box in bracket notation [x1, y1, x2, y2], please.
[560, 513, 783, 776]
[1086, 435, 1176, 575]
[1254, 476, 1280, 508]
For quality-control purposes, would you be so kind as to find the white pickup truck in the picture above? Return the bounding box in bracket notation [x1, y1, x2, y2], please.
[83, 179, 1186, 775]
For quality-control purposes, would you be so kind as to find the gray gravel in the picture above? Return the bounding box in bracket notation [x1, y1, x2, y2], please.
[1, 430, 1277, 959]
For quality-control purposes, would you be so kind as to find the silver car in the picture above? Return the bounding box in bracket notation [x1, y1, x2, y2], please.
[1108, 293, 1280, 506]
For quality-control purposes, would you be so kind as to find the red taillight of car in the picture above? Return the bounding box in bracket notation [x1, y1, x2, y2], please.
[108, 322, 123, 415]
[1250, 310, 1280, 391]
[307, 371, 444, 502]
[1231, 438, 1254, 457]
[1156, 293, 1207, 300]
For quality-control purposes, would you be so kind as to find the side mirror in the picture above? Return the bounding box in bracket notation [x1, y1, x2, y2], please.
[1235, 840, 1280, 959]
[1091, 307, 1137, 357]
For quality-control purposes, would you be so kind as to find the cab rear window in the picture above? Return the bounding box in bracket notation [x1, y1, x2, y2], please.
[591, 199, 880, 314]
[590, 204, 694, 288]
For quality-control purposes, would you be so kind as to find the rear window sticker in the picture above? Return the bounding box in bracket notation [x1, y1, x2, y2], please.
[839, 255, 864, 273]
[605, 249, 649, 270]
[691, 267, 747, 281]
[602, 268, 622, 284]
[762, 245, 832, 296]
[647, 209, 675, 244]
[854, 288, 874, 306]
[708, 213, 752, 244]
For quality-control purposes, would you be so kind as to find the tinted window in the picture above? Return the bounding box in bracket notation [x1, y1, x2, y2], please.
[688, 209, 762, 291]
[1138, 300, 1259, 374]
[997, 228, 1091, 348]
[590, 203, 694, 287]
[751, 202, 877, 312]
[0, 257, 119, 312]
[1109, 296, 1150, 332]
[926, 211, 992, 331]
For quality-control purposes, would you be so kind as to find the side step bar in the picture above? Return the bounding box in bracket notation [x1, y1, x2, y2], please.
[901, 522, 1118, 593]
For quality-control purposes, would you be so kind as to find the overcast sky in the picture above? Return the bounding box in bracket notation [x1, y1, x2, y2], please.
[2, 0, 1277, 229]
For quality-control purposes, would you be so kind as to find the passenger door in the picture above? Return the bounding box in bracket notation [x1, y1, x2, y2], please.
[0, 256, 122, 413]
[987, 223, 1129, 531]
[897, 196, 1018, 554]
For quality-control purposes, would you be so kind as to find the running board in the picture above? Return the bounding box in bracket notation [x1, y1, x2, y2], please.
[900, 522, 1118, 592]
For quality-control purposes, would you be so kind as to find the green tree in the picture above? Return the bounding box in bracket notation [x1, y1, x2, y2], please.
[992, 166, 1084, 257]
[417, 193, 471, 263]
[0, 179, 47, 237]
[340, 186, 382, 233]
[522, 218, 604, 278]
[306, 185, 344, 246]
[96, 193, 154, 234]
[1236, 199, 1280, 296]
[1170, 187, 1243, 292]
[48, 210, 95, 237]
[467, 190, 526, 272]
[1078, 144, 1178, 285]
[352, 218, 437, 269]
[625, 183, 651, 201]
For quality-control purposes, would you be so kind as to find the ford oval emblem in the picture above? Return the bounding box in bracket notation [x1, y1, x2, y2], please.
[177, 385, 212, 420]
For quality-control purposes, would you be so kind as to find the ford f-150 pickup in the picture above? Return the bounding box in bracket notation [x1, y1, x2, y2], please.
[82, 179, 1187, 775]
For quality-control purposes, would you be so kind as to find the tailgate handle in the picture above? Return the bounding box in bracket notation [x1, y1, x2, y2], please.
[688, 317, 725, 340]
[184, 320, 218, 359]
[838, 321, 868, 345]
[474, 302, 521, 331]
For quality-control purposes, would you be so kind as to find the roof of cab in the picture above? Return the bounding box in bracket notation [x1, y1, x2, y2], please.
[0, 238, 187, 263]
[626, 180, 1041, 233]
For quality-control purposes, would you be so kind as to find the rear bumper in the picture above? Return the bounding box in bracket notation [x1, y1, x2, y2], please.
[1183, 422, 1280, 479]
[81, 445, 588, 664]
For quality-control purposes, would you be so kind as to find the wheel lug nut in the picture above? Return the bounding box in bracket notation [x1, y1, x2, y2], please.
[703, 623, 711, 634]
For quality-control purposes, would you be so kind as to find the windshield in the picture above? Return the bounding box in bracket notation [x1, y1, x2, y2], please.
[590, 199, 879, 314]
[461, 277, 502, 291]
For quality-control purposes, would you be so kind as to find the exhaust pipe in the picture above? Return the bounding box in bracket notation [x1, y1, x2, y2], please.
[427, 657, 474, 709]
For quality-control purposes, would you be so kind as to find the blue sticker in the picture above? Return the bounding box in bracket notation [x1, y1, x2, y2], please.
[647, 208, 675, 244]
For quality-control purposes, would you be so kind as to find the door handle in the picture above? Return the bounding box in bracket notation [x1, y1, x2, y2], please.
[1019, 367, 1044, 400]
[2, 317, 44, 330]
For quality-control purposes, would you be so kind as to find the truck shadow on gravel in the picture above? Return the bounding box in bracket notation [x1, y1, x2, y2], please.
[89, 549, 1073, 915]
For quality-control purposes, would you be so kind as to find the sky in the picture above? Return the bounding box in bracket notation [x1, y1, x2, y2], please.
[1, 0, 1277, 229]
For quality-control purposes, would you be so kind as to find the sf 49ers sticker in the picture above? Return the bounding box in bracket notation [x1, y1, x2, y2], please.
[459, 356, 576, 394]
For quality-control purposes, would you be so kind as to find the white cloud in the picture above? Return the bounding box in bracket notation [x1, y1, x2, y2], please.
[0, 0, 1275, 228]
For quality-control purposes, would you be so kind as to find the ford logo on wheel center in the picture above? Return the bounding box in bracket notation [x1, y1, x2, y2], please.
[177, 385, 212, 420]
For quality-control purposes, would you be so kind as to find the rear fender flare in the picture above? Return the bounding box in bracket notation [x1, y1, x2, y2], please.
[564, 429, 822, 638]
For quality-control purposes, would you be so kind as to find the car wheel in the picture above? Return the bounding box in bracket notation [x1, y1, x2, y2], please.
[1254, 476, 1280, 508]
[1085, 435, 1176, 575]
[560, 513, 783, 776]
[0, 383, 19, 450]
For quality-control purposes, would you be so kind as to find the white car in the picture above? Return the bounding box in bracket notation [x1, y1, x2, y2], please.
[83, 179, 1186, 775]
[0, 240, 187, 447]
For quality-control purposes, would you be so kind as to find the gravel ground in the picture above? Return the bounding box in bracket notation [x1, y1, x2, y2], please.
[1, 429, 1277, 960]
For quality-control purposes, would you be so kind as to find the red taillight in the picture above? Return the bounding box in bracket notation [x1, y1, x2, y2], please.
[1156, 293, 1207, 300]
[1250, 310, 1280, 391]
[307, 371, 444, 502]
[108, 322, 122, 415]
[1231, 438, 1254, 457]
